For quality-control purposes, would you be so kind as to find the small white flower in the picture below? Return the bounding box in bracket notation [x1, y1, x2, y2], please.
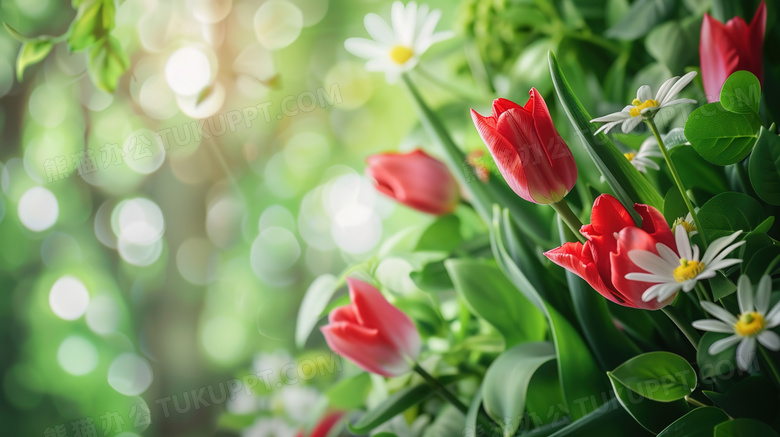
[692, 275, 780, 371]
[625, 226, 745, 303]
[625, 136, 663, 173]
[591, 71, 698, 135]
[673, 212, 698, 237]
[344, 1, 453, 83]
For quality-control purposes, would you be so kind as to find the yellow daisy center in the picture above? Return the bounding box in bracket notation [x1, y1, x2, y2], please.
[389, 45, 414, 65]
[734, 311, 765, 336]
[624, 152, 636, 162]
[673, 217, 697, 233]
[629, 99, 659, 117]
[673, 259, 705, 282]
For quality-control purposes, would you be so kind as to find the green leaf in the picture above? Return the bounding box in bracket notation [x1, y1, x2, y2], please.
[720, 71, 761, 115]
[482, 342, 556, 437]
[410, 259, 453, 292]
[525, 361, 566, 427]
[546, 398, 652, 437]
[645, 20, 695, 74]
[446, 258, 546, 347]
[490, 206, 609, 420]
[67, 0, 115, 51]
[657, 407, 729, 437]
[698, 192, 765, 241]
[16, 38, 54, 81]
[3, 22, 29, 42]
[749, 127, 780, 205]
[415, 215, 462, 252]
[714, 418, 780, 437]
[697, 333, 738, 381]
[709, 272, 737, 301]
[88, 36, 129, 93]
[670, 146, 729, 195]
[326, 373, 372, 410]
[604, 0, 675, 40]
[549, 51, 664, 223]
[422, 405, 465, 437]
[685, 102, 762, 165]
[296, 274, 339, 348]
[347, 375, 463, 434]
[663, 187, 688, 225]
[609, 352, 697, 402]
[608, 372, 691, 433]
[705, 375, 780, 423]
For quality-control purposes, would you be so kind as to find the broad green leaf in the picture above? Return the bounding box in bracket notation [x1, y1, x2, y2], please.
[525, 360, 566, 427]
[295, 274, 338, 348]
[348, 374, 463, 434]
[604, 0, 675, 40]
[697, 332, 738, 381]
[709, 272, 737, 300]
[217, 413, 262, 431]
[68, 0, 115, 51]
[670, 146, 729, 195]
[326, 373, 371, 409]
[2, 22, 27, 42]
[698, 192, 765, 241]
[16, 38, 54, 81]
[482, 342, 556, 437]
[720, 71, 761, 115]
[609, 352, 697, 402]
[705, 375, 780, 424]
[557, 220, 641, 370]
[393, 296, 443, 337]
[422, 405, 465, 437]
[445, 258, 546, 346]
[410, 259, 453, 292]
[685, 102, 762, 165]
[545, 398, 652, 436]
[663, 187, 688, 225]
[714, 418, 780, 437]
[415, 215, 462, 252]
[657, 407, 729, 437]
[88, 36, 129, 93]
[490, 206, 609, 420]
[645, 20, 695, 74]
[749, 127, 780, 205]
[549, 51, 664, 223]
[608, 372, 691, 433]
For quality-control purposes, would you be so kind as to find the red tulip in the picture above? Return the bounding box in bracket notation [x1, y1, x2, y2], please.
[544, 194, 678, 310]
[470, 89, 577, 204]
[295, 411, 344, 437]
[700, 1, 766, 102]
[321, 278, 421, 377]
[366, 149, 459, 215]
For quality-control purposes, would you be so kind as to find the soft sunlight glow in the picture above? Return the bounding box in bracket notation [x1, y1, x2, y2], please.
[49, 276, 90, 321]
[165, 47, 213, 96]
[18, 186, 58, 232]
[253, 0, 303, 50]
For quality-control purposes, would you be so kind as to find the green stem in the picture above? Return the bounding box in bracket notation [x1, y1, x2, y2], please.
[550, 199, 586, 244]
[684, 395, 708, 408]
[759, 346, 780, 390]
[415, 67, 486, 104]
[646, 118, 707, 248]
[561, 30, 622, 54]
[413, 364, 469, 414]
[695, 282, 711, 303]
[661, 306, 700, 351]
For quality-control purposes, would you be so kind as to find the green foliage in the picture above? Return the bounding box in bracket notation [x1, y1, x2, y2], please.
[656, 407, 729, 437]
[749, 127, 780, 205]
[605, 0, 676, 40]
[609, 352, 697, 402]
[88, 36, 129, 93]
[67, 0, 115, 51]
[720, 71, 762, 115]
[714, 418, 780, 437]
[685, 102, 762, 165]
[697, 192, 767, 241]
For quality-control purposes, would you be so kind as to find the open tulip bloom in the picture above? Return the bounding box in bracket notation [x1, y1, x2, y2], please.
[626, 227, 745, 304]
[591, 71, 698, 135]
[693, 275, 780, 371]
[344, 1, 453, 83]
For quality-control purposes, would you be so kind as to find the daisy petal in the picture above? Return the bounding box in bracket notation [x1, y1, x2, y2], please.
[364, 13, 395, 45]
[661, 71, 697, 105]
[637, 85, 652, 102]
[591, 111, 631, 123]
[709, 335, 741, 354]
[593, 120, 622, 135]
[656, 243, 679, 265]
[692, 319, 734, 333]
[766, 301, 780, 327]
[628, 250, 673, 276]
[701, 231, 743, 264]
[756, 275, 772, 315]
[344, 38, 386, 59]
[621, 117, 643, 134]
[659, 98, 697, 108]
[736, 337, 756, 371]
[758, 330, 780, 351]
[625, 272, 669, 283]
[738, 275, 755, 314]
[700, 301, 738, 324]
[654, 76, 677, 105]
[675, 225, 692, 261]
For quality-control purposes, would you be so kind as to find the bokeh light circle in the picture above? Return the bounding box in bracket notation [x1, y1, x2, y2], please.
[57, 336, 98, 375]
[253, 0, 304, 50]
[107, 353, 153, 396]
[201, 316, 246, 364]
[122, 130, 166, 174]
[250, 227, 301, 279]
[18, 186, 58, 232]
[49, 276, 90, 321]
[165, 47, 212, 96]
[86, 295, 121, 335]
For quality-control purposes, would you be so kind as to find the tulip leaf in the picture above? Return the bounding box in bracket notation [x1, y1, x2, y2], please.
[697, 191, 766, 241]
[540, 397, 651, 436]
[749, 127, 780, 205]
[556, 219, 641, 370]
[720, 71, 761, 115]
[608, 371, 691, 434]
[490, 206, 609, 421]
[685, 102, 762, 166]
[446, 258, 546, 347]
[609, 352, 697, 402]
[415, 215, 463, 252]
[714, 419, 780, 437]
[656, 407, 729, 437]
[347, 374, 464, 434]
[604, 0, 676, 40]
[421, 405, 465, 437]
[549, 51, 664, 224]
[326, 373, 372, 410]
[697, 332, 739, 381]
[295, 274, 339, 348]
[482, 342, 556, 437]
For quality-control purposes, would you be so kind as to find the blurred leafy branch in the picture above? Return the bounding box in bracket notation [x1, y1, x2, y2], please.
[3, 0, 128, 92]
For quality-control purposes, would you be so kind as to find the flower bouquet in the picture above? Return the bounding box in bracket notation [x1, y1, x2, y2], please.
[294, 1, 780, 436]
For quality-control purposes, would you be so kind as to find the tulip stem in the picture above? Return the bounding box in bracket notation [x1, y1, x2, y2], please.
[413, 364, 470, 414]
[661, 306, 699, 351]
[550, 199, 586, 244]
[645, 118, 707, 249]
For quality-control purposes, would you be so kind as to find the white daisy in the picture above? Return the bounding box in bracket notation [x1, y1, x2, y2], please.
[692, 275, 780, 371]
[625, 136, 663, 173]
[673, 212, 698, 237]
[591, 71, 698, 135]
[625, 226, 745, 303]
[344, 1, 453, 83]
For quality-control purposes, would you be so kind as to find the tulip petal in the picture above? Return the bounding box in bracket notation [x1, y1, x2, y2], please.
[544, 242, 626, 306]
[321, 323, 410, 376]
[611, 227, 672, 310]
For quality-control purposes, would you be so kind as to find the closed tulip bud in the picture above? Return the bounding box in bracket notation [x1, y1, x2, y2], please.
[366, 149, 460, 215]
[470, 89, 577, 204]
[295, 411, 344, 437]
[321, 278, 421, 377]
[700, 1, 766, 102]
